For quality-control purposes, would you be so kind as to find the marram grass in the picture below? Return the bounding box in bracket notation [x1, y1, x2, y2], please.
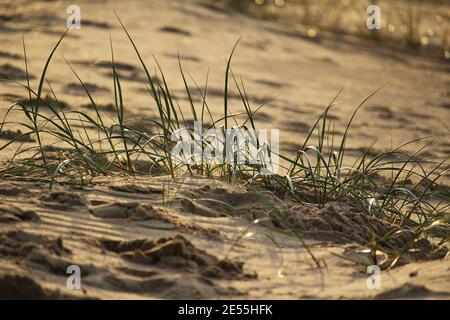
[0, 16, 448, 269]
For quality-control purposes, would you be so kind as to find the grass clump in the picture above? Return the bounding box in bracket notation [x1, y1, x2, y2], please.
[0, 18, 448, 269]
[220, 0, 450, 58]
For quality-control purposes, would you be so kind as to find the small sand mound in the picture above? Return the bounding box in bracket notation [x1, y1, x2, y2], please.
[271, 202, 447, 259]
[178, 185, 447, 262]
[279, 203, 407, 245]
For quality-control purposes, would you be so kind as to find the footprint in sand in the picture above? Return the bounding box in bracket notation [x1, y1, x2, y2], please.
[0, 273, 71, 299]
[159, 26, 192, 36]
[0, 230, 70, 258]
[39, 191, 88, 211]
[254, 79, 289, 89]
[180, 186, 277, 219]
[66, 82, 109, 94]
[0, 51, 21, 59]
[82, 19, 112, 29]
[0, 129, 35, 142]
[284, 119, 312, 133]
[109, 184, 163, 195]
[98, 235, 253, 280]
[95, 235, 251, 298]
[17, 95, 71, 110]
[0, 230, 103, 282]
[0, 63, 34, 80]
[89, 202, 158, 220]
[0, 230, 81, 280]
[81, 102, 117, 113]
[89, 198, 221, 238]
[374, 284, 450, 299]
[164, 53, 201, 63]
[73, 59, 152, 84]
[74, 59, 137, 71]
[102, 273, 178, 294]
[0, 183, 28, 196]
[0, 202, 39, 223]
[368, 105, 395, 120]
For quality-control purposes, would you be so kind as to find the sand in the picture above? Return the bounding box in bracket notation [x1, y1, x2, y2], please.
[0, 0, 449, 299]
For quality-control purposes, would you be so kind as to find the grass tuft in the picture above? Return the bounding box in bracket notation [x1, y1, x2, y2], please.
[0, 21, 448, 269]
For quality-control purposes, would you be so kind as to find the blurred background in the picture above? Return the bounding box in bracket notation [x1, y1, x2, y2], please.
[222, 0, 450, 59]
[0, 0, 449, 174]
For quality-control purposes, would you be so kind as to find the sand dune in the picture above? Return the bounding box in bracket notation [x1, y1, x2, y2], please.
[0, 0, 449, 299]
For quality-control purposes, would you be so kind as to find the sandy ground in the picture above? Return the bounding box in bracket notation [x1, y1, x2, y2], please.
[0, 0, 449, 299]
[1, 175, 449, 299]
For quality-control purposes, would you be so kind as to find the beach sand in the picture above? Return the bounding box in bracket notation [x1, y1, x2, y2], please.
[0, 0, 449, 299]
